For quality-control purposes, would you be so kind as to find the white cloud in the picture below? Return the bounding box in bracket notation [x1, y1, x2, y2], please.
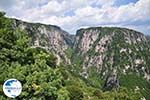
[113, 0, 150, 22]
[0, 0, 150, 34]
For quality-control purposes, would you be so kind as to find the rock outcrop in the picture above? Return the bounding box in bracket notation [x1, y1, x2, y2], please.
[10, 18, 150, 82]
[73, 27, 150, 80]
[12, 19, 74, 65]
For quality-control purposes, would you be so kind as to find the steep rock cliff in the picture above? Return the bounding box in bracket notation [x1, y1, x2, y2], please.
[11, 19, 74, 65]
[10, 18, 150, 81]
[73, 27, 150, 80]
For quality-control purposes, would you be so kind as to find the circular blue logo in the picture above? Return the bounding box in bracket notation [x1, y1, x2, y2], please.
[3, 79, 22, 98]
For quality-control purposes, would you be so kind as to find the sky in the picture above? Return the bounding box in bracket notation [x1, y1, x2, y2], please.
[0, 0, 150, 35]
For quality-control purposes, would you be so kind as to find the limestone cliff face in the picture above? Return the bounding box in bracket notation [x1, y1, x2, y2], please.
[12, 19, 74, 65]
[10, 18, 150, 80]
[73, 27, 150, 80]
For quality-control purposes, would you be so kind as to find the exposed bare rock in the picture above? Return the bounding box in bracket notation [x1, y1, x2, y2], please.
[11, 18, 150, 81]
[73, 27, 150, 80]
[12, 19, 74, 65]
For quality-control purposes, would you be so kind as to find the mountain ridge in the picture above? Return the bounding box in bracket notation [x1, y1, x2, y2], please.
[10, 18, 150, 80]
[1, 12, 150, 99]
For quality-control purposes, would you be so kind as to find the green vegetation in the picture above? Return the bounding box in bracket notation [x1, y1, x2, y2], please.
[87, 67, 104, 88]
[65, 48, 73, 59]
[120, 73, 150, 99]
[0, 12, 148, 100]
[0, 12, 68, 100]
[60, 65, 142, 100]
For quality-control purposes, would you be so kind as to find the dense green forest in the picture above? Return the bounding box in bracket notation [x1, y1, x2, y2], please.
[0, 12, 147, 100]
